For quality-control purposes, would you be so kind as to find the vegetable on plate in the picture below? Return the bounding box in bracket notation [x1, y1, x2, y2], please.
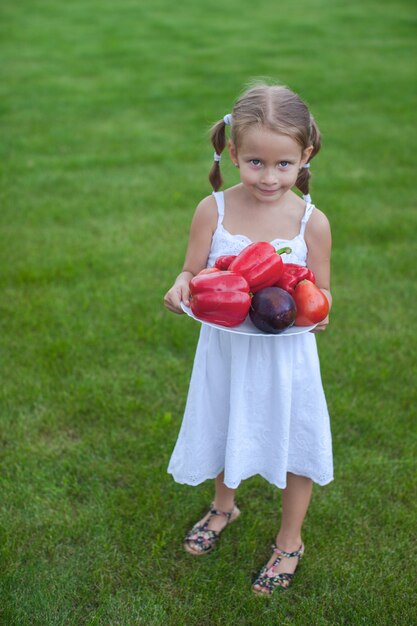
[292, 279, 329, 326]
[228, 242, 291, 292]
[274, 263, 315, 296]
[189, 270, 251, 327]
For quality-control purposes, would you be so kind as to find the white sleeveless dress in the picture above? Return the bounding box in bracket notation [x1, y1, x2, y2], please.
[167, 192, 333, 490]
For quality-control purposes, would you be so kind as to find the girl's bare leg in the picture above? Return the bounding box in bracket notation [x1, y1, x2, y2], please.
[276, 472, 313, 551]
[194, 471, 237, 532]
[253, 473, 312, 592]
[213, 470, 236, 511]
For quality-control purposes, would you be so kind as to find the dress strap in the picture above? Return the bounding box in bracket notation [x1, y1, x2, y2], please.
[212, 191, 225, 226]
[299, 202, 315, 237]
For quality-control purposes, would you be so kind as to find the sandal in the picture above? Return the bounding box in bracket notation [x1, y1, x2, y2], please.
[183, 502, 240, 556]
[252, 543, 304, 595]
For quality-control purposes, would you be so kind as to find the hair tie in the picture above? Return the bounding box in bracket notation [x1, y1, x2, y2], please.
[223, 114, 232, 126]
[302, 163, 311, 169]
[214, 152, 222, 162]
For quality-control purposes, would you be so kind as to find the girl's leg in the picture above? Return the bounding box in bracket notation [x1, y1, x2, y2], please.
[253, 472, 312, 592]
[275, 472, 313, 552]
[194, 471, 237, 532]
[213, 470, 236, 511]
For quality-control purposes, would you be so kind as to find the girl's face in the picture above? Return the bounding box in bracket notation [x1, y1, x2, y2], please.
[229, 125, 313, 204]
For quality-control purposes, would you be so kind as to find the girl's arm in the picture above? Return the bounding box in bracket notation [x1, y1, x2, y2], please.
[304, 208, 332, 332]
[164, 196, 218, 314]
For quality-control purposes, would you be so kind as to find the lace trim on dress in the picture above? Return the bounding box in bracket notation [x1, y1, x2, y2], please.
[211, 191, 315, 243]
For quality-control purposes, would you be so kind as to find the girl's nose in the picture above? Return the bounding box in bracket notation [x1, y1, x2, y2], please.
[261, 168, 277, 185]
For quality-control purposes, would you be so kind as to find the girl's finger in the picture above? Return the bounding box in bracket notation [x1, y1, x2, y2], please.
[181, 287, 190, 307]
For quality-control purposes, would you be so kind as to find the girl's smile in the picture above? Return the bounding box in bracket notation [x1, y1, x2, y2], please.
[229, 126, 312, 204]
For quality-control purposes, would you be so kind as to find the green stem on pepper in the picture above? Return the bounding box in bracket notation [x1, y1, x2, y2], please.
[276, 246, 292, 256]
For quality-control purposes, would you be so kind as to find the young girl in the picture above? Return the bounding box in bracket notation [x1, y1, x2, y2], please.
[164, 83, 333, 595]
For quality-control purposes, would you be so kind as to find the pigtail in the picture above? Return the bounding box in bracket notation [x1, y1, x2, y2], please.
[208, 119, 227, 191]
[295, 166, 310, 196]
[295, 115, 321, 197]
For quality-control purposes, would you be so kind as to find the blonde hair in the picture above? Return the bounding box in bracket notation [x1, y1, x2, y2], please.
[209, 83, 321, 194]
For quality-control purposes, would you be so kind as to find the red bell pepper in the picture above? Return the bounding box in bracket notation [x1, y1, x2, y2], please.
[214, 254, 237, 271]
[228, 243, 292, 293]
[274, 263, 315, 296]
[189, 270, 251, 327]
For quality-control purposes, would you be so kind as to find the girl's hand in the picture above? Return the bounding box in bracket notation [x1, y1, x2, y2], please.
[311, 315, 329, 333]
[309, 285, 331, 333]
[163, 272, 193, 314]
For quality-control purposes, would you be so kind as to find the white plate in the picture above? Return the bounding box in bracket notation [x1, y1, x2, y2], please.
[181, 302, 317, 336]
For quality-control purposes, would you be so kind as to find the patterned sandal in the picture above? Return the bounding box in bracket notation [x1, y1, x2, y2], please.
[252, 543, 304, 595]
[183, 502, 240, 556]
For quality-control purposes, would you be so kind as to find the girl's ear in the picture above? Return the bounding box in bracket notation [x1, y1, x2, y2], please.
[301, 145, 314, 166]
[228, 140, 238, 165]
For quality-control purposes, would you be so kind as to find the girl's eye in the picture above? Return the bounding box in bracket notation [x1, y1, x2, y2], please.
[250, 159, 262, 167]
[279, 161, 290, 168]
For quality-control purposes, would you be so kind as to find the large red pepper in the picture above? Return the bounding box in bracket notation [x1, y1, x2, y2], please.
[228, 243, 292, 293]
[274, 263, 315, 296]
[189, 270, 251, 327]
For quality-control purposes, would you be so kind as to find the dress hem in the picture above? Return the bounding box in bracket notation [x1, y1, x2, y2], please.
[167, 467, 334, 490]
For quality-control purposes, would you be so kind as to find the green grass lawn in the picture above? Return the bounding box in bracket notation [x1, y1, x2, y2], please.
[1, 0, 416, 624]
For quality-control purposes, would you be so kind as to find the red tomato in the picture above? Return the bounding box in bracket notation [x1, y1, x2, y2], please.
[293, 280, 329, 326]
